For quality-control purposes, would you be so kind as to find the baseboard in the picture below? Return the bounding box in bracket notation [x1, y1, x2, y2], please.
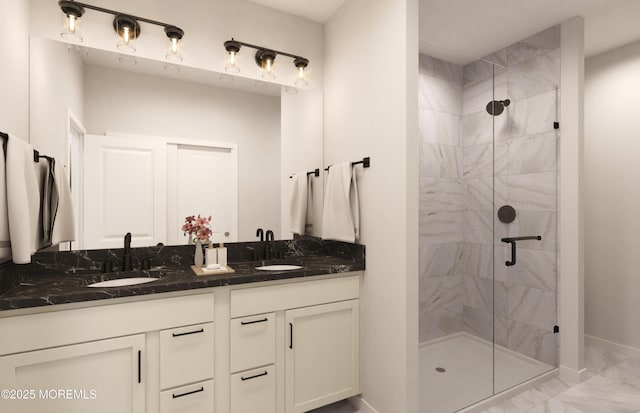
[349, 396, 379, 413]
[559, 365, 589, 384]
[457, 369, 558, 413]
[586, 334, 640, 360]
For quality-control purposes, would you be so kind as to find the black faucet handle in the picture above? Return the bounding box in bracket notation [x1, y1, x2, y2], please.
[256, 228, 264, 242]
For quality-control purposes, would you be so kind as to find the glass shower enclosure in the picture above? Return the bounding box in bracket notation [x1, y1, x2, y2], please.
[418, 25, 560, 412]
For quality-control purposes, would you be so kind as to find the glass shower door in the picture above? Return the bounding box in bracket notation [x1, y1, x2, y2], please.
[492, 39, 560, 392]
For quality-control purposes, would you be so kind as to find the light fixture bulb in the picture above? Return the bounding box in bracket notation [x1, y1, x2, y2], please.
[59, 1, 84, 42]
[114, 15, 139, 53]
[294, 57, 309, 87]
[68, 15, 76, 33]
[164, 27, 184, 62]
[265, 58, 273, 73]
[229, 51, 236, 65]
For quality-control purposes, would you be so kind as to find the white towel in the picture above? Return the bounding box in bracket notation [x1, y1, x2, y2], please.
[305, 173, 313, 234]
[0, 139, 10, 261]
[321, 162, 360, 243]
[290, 173, 308, 235]
[51, 161, 76, 245]
[6, 135, 40, 264]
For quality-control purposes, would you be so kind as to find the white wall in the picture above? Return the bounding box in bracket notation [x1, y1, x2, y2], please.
[585, 39, 640, 350]
[559, 17, 586, 383]
[83, 65, 281, 242]
[324, 0, 419, 412]
[280, 90, 324, 239]
[0, 0, 30, 140]
[30, 37, 84, 164]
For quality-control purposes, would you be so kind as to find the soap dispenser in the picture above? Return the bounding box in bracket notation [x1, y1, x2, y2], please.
[205, 241, 217, 266]
[217, 242, 227, 267]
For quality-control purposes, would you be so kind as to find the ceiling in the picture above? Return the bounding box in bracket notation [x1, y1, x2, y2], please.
[421, 0, 640, 65]
[247, 0, 348, 23]
[248, 0, 640, 66]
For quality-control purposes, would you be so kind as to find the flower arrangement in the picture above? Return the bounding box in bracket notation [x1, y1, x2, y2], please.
[182, 215, 212, 242]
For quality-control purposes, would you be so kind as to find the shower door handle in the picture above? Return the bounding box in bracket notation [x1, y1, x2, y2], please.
[501, 236, 542, 266]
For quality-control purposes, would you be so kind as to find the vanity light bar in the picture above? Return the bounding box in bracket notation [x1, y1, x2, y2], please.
[58, 0, 184, 59]
[224, 38, 309, 83]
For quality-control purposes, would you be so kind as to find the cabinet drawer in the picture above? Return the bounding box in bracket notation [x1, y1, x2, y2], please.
[230, 365, 276, 413]
[160, 322, 214, 390]
[230, 313, 275, 373]
[160, 380, 214, 413]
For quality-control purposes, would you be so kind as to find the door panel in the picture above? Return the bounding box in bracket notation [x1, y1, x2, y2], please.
[83, 134, 166, 249]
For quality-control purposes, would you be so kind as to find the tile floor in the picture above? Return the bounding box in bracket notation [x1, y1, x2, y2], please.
[312, 339, 640, 413]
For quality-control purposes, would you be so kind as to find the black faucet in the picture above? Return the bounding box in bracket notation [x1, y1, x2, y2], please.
[264, 230, 275, 260]
[256, 228, 264, 242]
[265, 230, 274, 242]
[122, 232, 132, 271]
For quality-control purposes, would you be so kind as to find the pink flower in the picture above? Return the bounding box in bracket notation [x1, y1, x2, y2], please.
[183, 214, 213, 242]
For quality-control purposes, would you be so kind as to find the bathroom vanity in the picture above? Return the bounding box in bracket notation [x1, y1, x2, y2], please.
[0, 238, 364, 413]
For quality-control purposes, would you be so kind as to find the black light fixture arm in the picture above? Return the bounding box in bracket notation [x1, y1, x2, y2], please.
[59, 1, 183, 31]
[228, 38, 306, 61]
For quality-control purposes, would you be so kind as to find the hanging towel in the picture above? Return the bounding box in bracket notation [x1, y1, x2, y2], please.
[321, 162, 360, 243]
[289, 172, 314, 235]
[40, 157, 57, 244]
[0, 139, 10, 261]
[289, 173, 307, 235]
[50, 161, 75, 245]
[305, 173, 314, 234]
[6, 135, 40, 264]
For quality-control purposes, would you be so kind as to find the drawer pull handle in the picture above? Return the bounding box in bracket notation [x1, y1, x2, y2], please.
[240, 318, 268, 325]
[172, 387, 204, 399]
[241, 371, 268, 381]
[172, 328, 204, 337]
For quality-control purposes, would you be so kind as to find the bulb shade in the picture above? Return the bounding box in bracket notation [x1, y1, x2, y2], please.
[59, 0, 84, 42]
[114, 15, 140, 53]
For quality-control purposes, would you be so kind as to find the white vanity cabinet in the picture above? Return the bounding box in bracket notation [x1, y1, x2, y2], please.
[230, 275, 360, 413]
[0, 293, 215, 413]
[0, 274, 361, 413]
[0, 334, 145, 413]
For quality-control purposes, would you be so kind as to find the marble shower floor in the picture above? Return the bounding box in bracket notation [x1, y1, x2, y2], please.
[311, 336, 640, 413]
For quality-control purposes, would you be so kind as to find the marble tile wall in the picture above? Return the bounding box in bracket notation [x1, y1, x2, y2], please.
[460, 25, 561, 366]
[419, 54, 465, 342]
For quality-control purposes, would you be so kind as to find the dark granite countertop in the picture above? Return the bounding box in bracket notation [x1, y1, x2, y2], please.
[0, 237, 365, 312]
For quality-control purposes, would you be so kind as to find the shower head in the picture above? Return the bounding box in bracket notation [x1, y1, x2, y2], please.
[486, 99, 511, 116]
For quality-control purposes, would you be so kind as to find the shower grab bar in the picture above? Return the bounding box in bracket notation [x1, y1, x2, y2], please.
[501, 236, 542, 266]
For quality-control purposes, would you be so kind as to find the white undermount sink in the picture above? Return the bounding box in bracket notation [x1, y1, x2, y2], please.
[88, 277, 159, 288]
[255, 265, 303, 271]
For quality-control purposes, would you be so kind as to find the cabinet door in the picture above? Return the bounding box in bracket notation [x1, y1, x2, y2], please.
[285, 300, 359, 413]
[0, 334, 145, 413]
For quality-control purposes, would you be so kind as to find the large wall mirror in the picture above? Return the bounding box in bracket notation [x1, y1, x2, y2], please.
[30, 37, 323, 250]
